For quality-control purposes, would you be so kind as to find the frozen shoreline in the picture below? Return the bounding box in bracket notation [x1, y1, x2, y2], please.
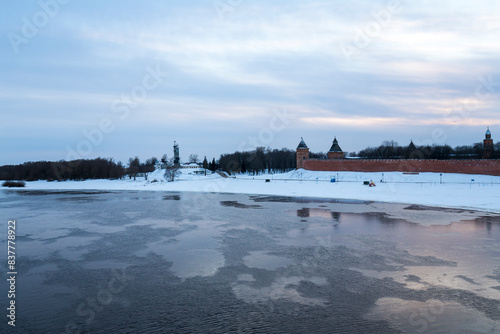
[8, 169, 500, 213]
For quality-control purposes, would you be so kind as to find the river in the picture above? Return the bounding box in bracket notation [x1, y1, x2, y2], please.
[0, 190, 499, 333]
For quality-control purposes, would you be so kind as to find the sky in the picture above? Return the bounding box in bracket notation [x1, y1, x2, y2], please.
[1, 0, 500, 165]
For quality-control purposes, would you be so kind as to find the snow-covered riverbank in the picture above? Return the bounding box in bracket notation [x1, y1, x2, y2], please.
[11, 169, 500, 213]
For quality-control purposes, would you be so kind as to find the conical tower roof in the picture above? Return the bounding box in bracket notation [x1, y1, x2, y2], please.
[297, 137, 308, 149]
[328, 137, 342, 152]
[486, 127, 491, 136]
[408, 140, 416, 151]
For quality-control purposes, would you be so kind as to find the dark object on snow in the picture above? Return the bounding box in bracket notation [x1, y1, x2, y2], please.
[2, 181, 26, 188]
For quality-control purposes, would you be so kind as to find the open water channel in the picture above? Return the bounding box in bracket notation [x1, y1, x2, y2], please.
[0, 190, 499, 333]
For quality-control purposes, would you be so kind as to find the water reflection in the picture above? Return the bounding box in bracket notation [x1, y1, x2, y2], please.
[163, 194, 181, 201]
[220, 200, 262, 209]
[366, 298, 499, 333]
[297, 208, 309, 217]
[331, 211, 340, 222]
[296, 207, 341, 224]
[231, 276, 328, 306]
[0, 190, 499, 333]
[243, 251, 293, 270]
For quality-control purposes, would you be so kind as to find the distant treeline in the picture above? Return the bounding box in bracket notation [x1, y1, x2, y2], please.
[219, 147, 296, 175]
[0, 156, 206, 181]
[0, 158, 126, 181]
[351, 140, 500, 160]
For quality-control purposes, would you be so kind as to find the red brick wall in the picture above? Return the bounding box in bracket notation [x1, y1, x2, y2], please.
[327, 152, 344, 160]
[303, 159, 500, 176]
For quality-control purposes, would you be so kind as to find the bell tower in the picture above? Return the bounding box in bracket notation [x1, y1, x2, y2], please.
[483, 127, 493, 159]
[296, 137, 309, 169]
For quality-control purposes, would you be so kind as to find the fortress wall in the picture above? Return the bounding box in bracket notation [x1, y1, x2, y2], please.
[302, 159, 500, 176]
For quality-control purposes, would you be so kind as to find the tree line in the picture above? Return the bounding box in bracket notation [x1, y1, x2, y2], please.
[0, 158, 125, 181]
[350, 140, 500, 160]
[0, 155, 220, 181]
[218, 147, 296, 175]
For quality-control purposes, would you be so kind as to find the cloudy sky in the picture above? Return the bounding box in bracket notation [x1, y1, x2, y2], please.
[1, 0, 499, 165]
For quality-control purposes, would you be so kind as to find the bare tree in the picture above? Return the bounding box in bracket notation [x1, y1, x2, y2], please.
[127, 157, 140, 180]
[188, 154, 199, 163]
[164, 158, 180, 182]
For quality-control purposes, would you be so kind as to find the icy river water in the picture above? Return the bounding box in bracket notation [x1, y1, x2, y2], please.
[1, 190, 500, 333]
